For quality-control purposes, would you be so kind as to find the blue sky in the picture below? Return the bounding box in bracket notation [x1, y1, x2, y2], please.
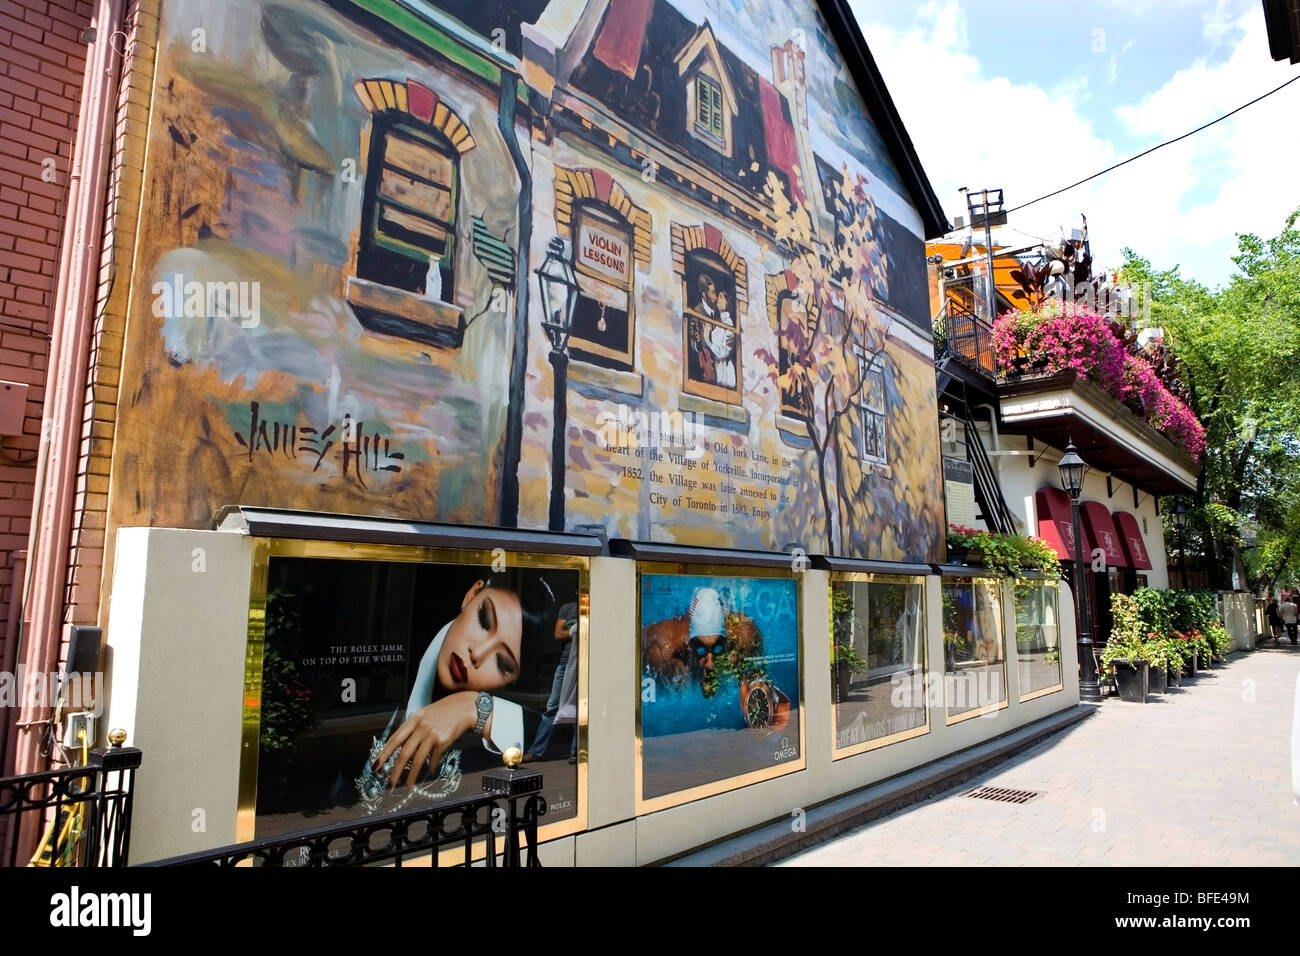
[849, 0, 1300, 287]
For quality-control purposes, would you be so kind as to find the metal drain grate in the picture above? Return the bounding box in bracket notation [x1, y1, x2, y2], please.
[963, 786, 1041, 804]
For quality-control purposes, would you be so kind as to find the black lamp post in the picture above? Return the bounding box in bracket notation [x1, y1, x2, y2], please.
[1173, 500, 1188, 590]
[535, 236, 580, 533]
[1059, 440, 1100, 702]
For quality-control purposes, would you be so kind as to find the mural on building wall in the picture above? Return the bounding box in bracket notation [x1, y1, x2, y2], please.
[111, 0, 944, 562]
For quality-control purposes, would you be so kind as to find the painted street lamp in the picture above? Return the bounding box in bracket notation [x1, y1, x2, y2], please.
[535, 236, 580, 532]
[1173, 500, 1188, 590]
[1059, 440, 1100, 702]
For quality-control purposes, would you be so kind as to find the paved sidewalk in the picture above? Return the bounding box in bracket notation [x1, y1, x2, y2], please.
[777, 646, 1300, 866]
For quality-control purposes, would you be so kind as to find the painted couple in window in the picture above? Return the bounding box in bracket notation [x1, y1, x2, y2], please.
[688, 273, 737, 389]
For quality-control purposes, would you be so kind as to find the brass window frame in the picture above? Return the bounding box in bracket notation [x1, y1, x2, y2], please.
[829, 572, 931, 760]
[238, 537, 591, 862]
[633, 560, 805, 816]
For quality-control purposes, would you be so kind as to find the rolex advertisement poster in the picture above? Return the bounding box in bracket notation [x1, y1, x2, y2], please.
[639, 571, 802, 807]
[253, 555, 582, 842]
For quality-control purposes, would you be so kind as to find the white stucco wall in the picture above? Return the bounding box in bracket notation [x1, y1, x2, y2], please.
[979, 429, 1171, 589]
[101, 526, 1081, 866]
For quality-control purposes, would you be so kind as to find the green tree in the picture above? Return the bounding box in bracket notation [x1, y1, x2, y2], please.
[1122, 209, 1300, 590]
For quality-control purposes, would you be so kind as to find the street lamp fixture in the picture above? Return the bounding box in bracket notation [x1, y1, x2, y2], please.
[1058, 440, 1101, 703]
[535, 236, 580, 532]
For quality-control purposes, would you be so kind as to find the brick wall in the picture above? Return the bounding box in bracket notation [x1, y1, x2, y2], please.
[67, 0, 152, 630]
[0, 0, 94, 664]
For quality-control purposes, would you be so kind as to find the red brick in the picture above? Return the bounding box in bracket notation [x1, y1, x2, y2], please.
[5, 268, 51, 290]
[30, 116, 74, 141]
[4, 16, 42, 44]
[21, 175, 66, 201]
[2, 46, 40, 73]
[13, 235, 54, 258]
[21, 7, 53, 31]
[3, 300, 49, 322]
[0, 249, 43, 273]
[2, 73, 37, 101]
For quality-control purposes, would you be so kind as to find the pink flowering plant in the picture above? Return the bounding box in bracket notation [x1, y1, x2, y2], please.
[993, 301, 1206, 460]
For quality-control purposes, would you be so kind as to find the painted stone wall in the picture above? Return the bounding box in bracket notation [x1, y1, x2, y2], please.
[108, 0, 944, 562]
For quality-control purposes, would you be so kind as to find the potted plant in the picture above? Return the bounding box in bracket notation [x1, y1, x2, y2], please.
[1205, 621, 1232, 662]
[1105, 594, 1149, 703]
[1188, 629, 1213, 672]
[1140, 632, 1171, 695]
[946, 524, 983, 565]
[1165, 635, 1185, 687]
[1171, 630, 1198, 678]
[830, 586, 868, 702]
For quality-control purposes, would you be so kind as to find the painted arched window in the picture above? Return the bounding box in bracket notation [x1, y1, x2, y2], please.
[357, 115, 459, 298]
[350, 78, 477, 312]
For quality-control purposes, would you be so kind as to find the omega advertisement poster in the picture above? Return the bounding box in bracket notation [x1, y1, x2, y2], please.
[253, 556, 581, 839]
[639, 572, 802, 806]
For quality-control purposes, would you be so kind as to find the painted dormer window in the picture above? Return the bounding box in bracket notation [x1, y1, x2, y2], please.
[675, 23, 736, 156]
[695, 73, 724, 142]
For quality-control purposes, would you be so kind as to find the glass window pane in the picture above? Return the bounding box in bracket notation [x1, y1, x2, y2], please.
[1015, 580, 1063, 698]
[831, 577, 927, 752]
[942, 577, 1007, 718]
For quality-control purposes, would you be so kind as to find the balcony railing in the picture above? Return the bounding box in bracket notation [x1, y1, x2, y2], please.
[934, 299, 997, 380]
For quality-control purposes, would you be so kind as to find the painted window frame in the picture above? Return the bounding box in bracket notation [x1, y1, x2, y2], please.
[854, 343, 889, 467]
[682, 248, 743, 406]
[568, 202, 636, 370]
[357, 116, 459, 300]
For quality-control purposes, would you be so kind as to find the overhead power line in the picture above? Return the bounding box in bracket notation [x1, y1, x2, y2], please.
[1002, 74, 1300, 217]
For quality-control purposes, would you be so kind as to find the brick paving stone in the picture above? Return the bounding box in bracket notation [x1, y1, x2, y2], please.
[776, 648, 1300, 867]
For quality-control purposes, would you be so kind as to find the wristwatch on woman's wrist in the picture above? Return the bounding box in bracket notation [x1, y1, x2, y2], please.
[473, 691, 493, 736]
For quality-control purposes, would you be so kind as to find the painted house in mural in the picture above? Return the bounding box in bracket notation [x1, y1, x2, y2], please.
[97, 0, 950, 568]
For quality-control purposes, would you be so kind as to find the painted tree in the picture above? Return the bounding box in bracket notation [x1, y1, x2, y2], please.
[763, 165, 893, 554]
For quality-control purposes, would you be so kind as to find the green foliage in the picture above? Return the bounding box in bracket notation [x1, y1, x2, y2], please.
[1102, 593, 1146, 672]
[1124, 211, 1300, 590]
[946, 525, 1063, 578]
[259, 585, 316, 764]
[829, 585, 868, 674]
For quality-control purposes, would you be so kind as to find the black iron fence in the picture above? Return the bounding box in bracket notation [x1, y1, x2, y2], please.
[147, 767, 546, 868]
[0, 734, 142, 868]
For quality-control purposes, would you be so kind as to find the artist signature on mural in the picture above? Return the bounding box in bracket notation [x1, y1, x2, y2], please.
[232, 400, 405, 487]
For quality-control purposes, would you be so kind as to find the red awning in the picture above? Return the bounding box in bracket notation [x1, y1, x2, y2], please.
[1080, 501, 1129, 568]
[1035, 487, 1079, 559]
[592, 0, 654, 79]
[1112, 511, 1153, 570]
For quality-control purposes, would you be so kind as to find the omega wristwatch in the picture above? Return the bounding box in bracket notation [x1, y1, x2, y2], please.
[473, 690, 493, 736]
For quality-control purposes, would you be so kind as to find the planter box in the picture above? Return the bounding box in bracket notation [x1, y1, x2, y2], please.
[1167, 666, 1182, 688]
[1148, 665, 1167, 695]
[1185, 652, 1199, 678]
[1113, 659, 1149, 703]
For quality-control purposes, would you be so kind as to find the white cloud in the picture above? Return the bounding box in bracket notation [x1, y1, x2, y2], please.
[852, 0, 1300, 285]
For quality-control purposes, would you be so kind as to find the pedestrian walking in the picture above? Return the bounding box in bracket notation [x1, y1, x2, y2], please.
[1281, 595, 1299, 646]
[1267, 597, 1283, 644]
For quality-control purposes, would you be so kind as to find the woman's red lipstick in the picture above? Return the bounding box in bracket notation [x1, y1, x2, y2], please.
[449, 652, 468, 684]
